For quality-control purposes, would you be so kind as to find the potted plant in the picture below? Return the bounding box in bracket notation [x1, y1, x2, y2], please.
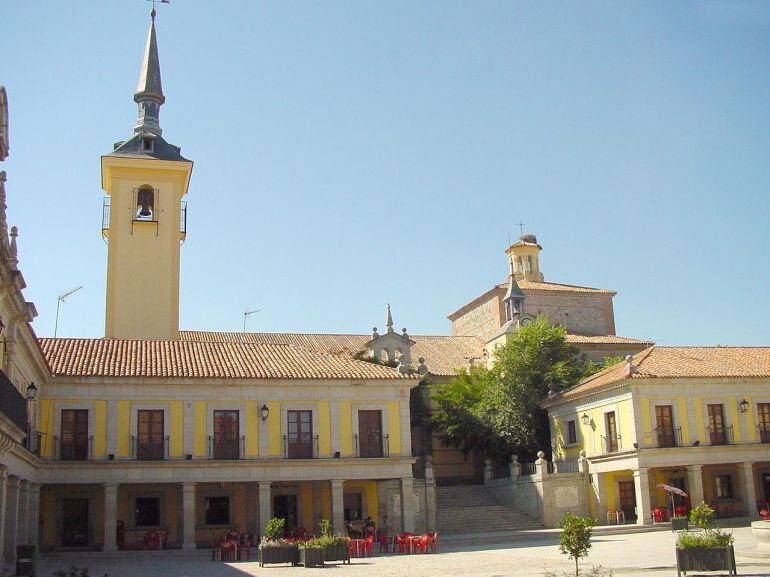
[298, 539, 325, 568]
[258, 518, 299, 567]
[557, 513, 597, 577]
[675, 503, 736, 576]
[317, 519, 350, 563]
[671, 515, 689, 532]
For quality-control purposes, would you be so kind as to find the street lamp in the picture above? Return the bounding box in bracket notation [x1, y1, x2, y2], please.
[581, 413, 590, 426]
[25, 381, 37, 400]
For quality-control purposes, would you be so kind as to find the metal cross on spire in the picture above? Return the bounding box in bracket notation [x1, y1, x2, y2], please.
[146, 0, 170, 19]
[517, 220, 526, 235]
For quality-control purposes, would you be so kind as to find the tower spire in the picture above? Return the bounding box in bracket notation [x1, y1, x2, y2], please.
[134, 10, 165, 136]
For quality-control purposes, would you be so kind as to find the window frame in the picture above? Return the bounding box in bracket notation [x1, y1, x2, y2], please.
[134, 497, 161, 528]
[343, 492, 364, 522]
[566, 419, 578, 446]
[204, 496, 230, 526]
[713, 475, 733, 500]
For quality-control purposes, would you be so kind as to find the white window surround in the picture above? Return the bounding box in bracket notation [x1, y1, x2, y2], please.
[350, 403, 391, 456]
[206, 402, 249, 450]
[53, 402, 95, 456]
[280, 403, 321, 456]
[197, 485, 235, 528]
[129, 403, 171, 459]
[563, 418, 579, 447]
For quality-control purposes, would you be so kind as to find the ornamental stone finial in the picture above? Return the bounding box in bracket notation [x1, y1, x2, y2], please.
[9, 225, 18, 268]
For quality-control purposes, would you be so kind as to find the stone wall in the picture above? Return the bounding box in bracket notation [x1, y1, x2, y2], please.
[524, 293, 614, 337]
[450, 292, 500, 339]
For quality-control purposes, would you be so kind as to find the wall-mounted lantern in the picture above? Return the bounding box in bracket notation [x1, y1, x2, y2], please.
[581, 413, 590, 426]
[739, 399, 749, 413]
[26, 381, 38, 400]
[260, 404, 270, 421]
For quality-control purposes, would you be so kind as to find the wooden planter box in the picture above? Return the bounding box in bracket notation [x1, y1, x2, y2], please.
[300, 547, 325, 568]
[259, 544, 299, 567]
[671, 517, 689, 532]
[675, 545, 736, 576]
[323, 543, 351, 563]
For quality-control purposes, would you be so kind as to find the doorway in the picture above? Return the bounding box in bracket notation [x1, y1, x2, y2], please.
[618, 480, 637, 522]
[273, 494, 298, 534]
[62, 498, 90, 547]
[358, 410, 383, 458]
[762, 473, 770, 501]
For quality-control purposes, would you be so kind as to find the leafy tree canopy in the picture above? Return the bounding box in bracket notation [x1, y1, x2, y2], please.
[432, 317, 598, 462]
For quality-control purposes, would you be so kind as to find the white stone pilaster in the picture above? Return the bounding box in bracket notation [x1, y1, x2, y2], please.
[400, 477, 415, 533]
[0, 468, 7, 567]
[258, 481, 272, 537]
[103, 483, 118, 552]
[633, 468, 652, 526]
[16, 481, 28, 544]
[27, 484, 40, 548]
[330, 479, 344, 534]
[3, 477, 20, 564]
[425, 458, 437, 532]
[182, 482, 196, 550]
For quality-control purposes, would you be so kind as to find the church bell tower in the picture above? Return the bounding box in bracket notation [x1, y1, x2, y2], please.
[100, 9, 193, 340]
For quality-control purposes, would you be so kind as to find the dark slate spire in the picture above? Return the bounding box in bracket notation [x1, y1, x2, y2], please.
[134, 9, 165, 136]
[502, 255, 525, 322]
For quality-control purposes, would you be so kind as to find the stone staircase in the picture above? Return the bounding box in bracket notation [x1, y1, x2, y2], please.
[436, 484, 542, 535]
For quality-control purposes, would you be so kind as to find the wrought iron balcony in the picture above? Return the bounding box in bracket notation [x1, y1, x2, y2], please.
[601, 434, 621, 454]
[352, 434, 390, 458]
[208, 435, 245, 460]
[283, 434, 319, 459]
[759, 423, 770, 444]
[706, 425, 733, 446]
[53, 435, 93, 461]
[0, 369, 27, 434]
[653, 426, 683, 448]
[131, 435, 170, 461]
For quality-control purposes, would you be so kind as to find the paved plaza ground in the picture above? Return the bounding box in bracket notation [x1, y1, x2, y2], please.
[39, 526, 769, 577]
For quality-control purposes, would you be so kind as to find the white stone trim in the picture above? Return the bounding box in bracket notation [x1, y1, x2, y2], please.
[280, 403, 320, 457]
[52, 402, 95, 459]
[128, 402, 171, 459]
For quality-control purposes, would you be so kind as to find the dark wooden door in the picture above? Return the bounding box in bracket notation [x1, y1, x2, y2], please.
[655, 405, 675, 447]
[273, 495, 298, 534]
[762, 474, 770, 502]
[213, 410, 239, 459]
[707, 404, 726, 445]
[287, 410, 313, 458]
[358, 410, 383, 458]
[62, 498, 89, 547]
[605, 412, 618, 452]
[618, 481, 636, 522]
[60, 409, 89, 461]
[137, 410, 164, 460]
[758, 403, 770, 443]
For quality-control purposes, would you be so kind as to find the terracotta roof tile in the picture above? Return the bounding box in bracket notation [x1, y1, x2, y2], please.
[39, 338, 416, 381]
[549, 346, 770, 402]
[498, 280, 616, 295]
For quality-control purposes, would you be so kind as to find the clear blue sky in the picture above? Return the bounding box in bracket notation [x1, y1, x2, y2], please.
[2, 1, 768, 344]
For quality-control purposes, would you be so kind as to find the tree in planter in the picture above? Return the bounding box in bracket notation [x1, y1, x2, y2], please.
[557, 513, 597, 577]
[262, 517, 286, 542]
[432, 317, 586, 463]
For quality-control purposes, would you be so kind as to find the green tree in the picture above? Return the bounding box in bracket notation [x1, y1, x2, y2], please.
[582, 355, 624, 378]
[432, 317, 585, 461]
[557, 513, 596, 577]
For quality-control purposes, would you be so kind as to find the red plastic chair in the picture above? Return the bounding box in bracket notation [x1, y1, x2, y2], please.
[143, 531, 160, 550]
[292, 527, 307, 541]
[377, 530, 390, 553]
[362, 534, 374, 557]
[651, 507, 668, 523]
[427, 531, 438, 553]
[413, 533, 431, 554]
[239, 533, 254, 561]
[393, 533, 409, 554]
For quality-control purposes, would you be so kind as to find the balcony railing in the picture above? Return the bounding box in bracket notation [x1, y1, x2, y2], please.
[0, 370, 28, 433]
[706, 425, 733, 446]
[601, 434, 621, 454]
[352, 434, 390, 458]
[759, 423, 770, 444]
[208, 435, 245, 460]
[23, 432, 42, 456]
[283, 435, 319, 459]
[654, 427, 683, 448]
[131, 435, 170, 461]
[53, 435, 93, 461]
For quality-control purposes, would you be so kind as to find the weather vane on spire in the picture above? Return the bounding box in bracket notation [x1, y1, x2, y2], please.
[146, 0, 170, 19]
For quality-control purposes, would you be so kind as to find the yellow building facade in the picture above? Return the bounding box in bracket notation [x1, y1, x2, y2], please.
[544, 347, 770, 525]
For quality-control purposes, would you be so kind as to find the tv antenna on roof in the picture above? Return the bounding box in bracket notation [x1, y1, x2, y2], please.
[243, 309, 262, 333]
[54, 286, 83, 338]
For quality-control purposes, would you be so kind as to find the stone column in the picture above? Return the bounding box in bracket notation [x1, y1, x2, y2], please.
[686, 464, 705, 507]
[258, 482, 272, 537]
[591, 472, 608, 525]
[3, 476, 20, 564]
[740, 462, 757, 518]
[103, 483, 118, 552]
[182, 482, 196, 550]
[425, 457, 437, 531]
[0, 468, 7, 567]
[27, 484, 41, 547]
[400, 477, 415, 534]
[16, 481, 29, 544]
[633, 468, 652, 526]
[330, 480, 344, 534]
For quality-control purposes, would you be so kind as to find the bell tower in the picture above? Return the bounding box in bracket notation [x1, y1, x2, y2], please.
[100, 9, 193, 340]
[505, 234, 544, 282]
